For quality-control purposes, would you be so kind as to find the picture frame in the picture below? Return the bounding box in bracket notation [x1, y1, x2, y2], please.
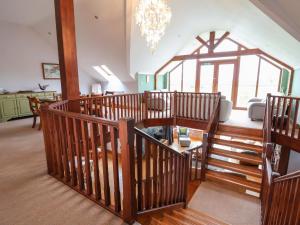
[42, 63, 60, 80]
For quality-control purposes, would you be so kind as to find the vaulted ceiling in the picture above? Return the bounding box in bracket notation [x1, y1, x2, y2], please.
[0, 0, 299, 83]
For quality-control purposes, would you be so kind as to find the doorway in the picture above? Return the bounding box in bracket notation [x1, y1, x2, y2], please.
[199, 60, 237, 106]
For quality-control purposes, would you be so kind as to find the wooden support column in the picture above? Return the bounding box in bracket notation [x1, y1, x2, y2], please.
[54, 0, 80, 111]
[120, 118, 136, 223]
[278, 146, 291, 176]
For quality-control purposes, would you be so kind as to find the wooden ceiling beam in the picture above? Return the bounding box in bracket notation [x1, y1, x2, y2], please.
[214, 32, 230, 50]
[172, 48, 261, 61]
[196, 35, 209, 48]
[208, 31, 215, 53]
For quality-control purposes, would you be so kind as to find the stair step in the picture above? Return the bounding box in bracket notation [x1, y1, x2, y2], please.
[210, 147, 262, 165]
[206, 169, 261, 193]
[162, 213, 190, 225]
[171, 210, 207, 225]
[178, 208, 230, 225]
[212, 138, 263, 153]
[208, 158, 262, 178]
[216, 130, 263, 142]
[150, 217, 169, 225]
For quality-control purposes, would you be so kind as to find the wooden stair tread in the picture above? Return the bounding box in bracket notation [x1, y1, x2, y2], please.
[178, 208, 230, 225]
[208, 158, 262, 178]
[212, 138, 263, 153]
[210, 147, 262, 165]
[216, 131, 263, 142]
[163, 213, 192, 225]
[171, 210, 207, 225]
[206, 170, 261, 193]
[150, 217, 169, 225]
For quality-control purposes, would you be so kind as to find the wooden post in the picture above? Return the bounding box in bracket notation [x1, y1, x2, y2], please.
[201, 133, 208, 181]
[119, 118, 136, 223]
[143, 91, 149, 120]
[54, 0, 80, 111]
[277, 146, 291, 176]
[40, 104, 53, 174]
[183, 152, 190, 208]
[173, 91, 177, 126]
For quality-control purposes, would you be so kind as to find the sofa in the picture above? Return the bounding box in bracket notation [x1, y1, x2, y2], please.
[247, 98, 266, 121]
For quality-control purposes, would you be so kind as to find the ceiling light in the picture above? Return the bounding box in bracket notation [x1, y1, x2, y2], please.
[135, 0, 172, 52]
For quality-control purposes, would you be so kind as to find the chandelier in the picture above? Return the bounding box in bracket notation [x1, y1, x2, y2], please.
[135, 0, 172, 52]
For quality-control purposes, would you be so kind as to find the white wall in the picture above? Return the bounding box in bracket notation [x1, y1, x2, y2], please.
[0, 21, 95, 94]
[101, 80, 138, 93]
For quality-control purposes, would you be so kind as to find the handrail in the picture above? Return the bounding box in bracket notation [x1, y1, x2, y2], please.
[273, 170, 300, 182]
[200, 92, 221, 181]
[205, 93, 221, 133]
[134, 127, 184, 156]
[40, 91, 223, 223]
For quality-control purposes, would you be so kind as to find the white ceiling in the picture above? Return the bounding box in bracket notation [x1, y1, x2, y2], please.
[251, 0, 300, 42]
[0, 0, 300, 82]
[130, 0, 300, 75]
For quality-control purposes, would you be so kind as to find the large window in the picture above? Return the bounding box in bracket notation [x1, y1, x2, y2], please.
[169, 63, 182, 91]
[199, 64, 214, 93]
[167, 37, 287, 109]
[257, 60, 281, 98]
[182, 60, 196, 92]
[237, 55, 260, 107]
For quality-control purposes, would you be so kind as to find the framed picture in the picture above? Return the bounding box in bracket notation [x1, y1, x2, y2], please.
[42, 63, 60, 79]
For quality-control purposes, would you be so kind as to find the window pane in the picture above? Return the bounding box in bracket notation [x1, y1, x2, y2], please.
[169, 63, 182, 91]
[182, 60, 196, 92]
[218, 64, 234, 100]
[257, 60, 281, 98]
[237, 55, 259, 107]
[200, 64, 214, 93]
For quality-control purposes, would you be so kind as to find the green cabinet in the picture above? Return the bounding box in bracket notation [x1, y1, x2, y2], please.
[0, 97, 18, 119]
[0, 91, 55, 122]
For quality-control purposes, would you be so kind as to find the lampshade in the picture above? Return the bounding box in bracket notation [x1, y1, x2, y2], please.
[91, 83, 102, 95]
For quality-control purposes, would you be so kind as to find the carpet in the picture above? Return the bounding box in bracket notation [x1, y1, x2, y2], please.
[0, 118, 125, 225]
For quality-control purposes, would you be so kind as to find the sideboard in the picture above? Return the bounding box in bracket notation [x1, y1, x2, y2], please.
[0, 91, 55, 123]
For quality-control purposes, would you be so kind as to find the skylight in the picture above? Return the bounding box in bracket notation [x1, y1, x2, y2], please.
[93, 65, 115, 81]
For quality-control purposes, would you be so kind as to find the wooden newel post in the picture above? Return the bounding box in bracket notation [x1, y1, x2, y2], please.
[119, 118, 136, 223]
[143, 91, 149, 120]
[40, 104, 53, 174]
[183, 152, 191, 208]
[201, 133, 208, 181]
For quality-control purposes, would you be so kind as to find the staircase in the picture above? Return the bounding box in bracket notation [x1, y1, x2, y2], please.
[150, 208, 229, 225]
[206, 125, 263, 196]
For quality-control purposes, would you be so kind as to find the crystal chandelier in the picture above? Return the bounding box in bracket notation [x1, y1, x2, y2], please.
[135, 0, 172, 52]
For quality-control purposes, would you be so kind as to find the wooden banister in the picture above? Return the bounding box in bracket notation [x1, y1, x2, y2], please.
[119, 118, 136, 223]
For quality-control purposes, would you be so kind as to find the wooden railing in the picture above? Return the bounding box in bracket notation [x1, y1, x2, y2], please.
[187, 145, 203, 181]
[266, 171, 300, 225]
[144, 91, 219, 128]
[261, 94, 300, 225]
[40, 91, 221, 223]
[175, 92, 220, 121]
[77, 93, 144, 123]
[41, 101, 124, 217]
[133, 128, 190, 215]
[268, 94, 300, 151]
[201, 92, 221, 180]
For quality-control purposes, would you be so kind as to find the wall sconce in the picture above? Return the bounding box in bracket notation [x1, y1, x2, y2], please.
[146, 75, 150, 83]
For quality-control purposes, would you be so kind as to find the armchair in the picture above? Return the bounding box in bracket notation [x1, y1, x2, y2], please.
[177, 127, 191, 147]
[247, 98, 266, 121]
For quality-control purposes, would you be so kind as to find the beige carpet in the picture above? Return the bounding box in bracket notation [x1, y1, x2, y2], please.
[188, 181, 261, 225]
[224, 110, 263, 129]
[0, 118, 125, 225]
